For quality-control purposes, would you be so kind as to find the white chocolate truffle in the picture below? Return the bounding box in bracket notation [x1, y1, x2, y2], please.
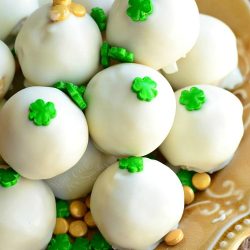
[0, 167, 56, 250]
[106, 0, 200, 70]
[84, 63, 176, 157]
[0, 87, 88, 180]
[46, 140, 116, 200]
[91, 158, 184, 250]
[75, 0, 114, 13]
[163, 15, 238, 89]
[15, 4, 102, 86]
[0, 41, 15, 98]
[0, 0, 39, 41]
[160, 85, 244, 173]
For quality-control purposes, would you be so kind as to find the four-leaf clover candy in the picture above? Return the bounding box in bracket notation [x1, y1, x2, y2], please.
[0, 173, 56, 250]
[107, 0, 199, 70]
[91, 158, 184, 250]
[72, 237, 91, 250]
[0, 87, 88, 180]
[127, 0, 153, 22]
[84, 63, 176, 156]
[160, 85, 244, 173]
[119, 156, 143, 173]
[91, 232, 111, 250]
[48, 234, 72, 250]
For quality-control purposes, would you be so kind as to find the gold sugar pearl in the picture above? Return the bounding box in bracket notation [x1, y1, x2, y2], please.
[84, 211, 96, 227]
[70, 200, 87, 218]
[53, 218, 69, 235]
[183, 186, 195, 205]
[85, 195, 91, 209]
[164, 229, 184, 246]
[50, 5, 70, 22]
[192, 172, 211, 191]
[70, 2, 87, 17]
[69, 220, 88, 238]
[53, 0, 71, 6]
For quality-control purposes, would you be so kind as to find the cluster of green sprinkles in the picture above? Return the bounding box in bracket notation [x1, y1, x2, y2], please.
[29, 99, 56, 126]
[90, 7, 107, 31]
[54, 81, 87, 110]
[0, 168, 20, 188]
[119, 156, 143, 173]
[56, 200, 70, 218]
[48, 232, 111, 250]
[100, 42, 134, 68]
[127, 0, 154, 22]
[177, 169, 196, 192]
[131, 76, 158, 102]
[179, 87, 206, 111]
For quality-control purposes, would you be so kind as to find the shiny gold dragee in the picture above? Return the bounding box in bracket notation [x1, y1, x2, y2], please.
[84, 211, 96, 227]
[50, 0, 86, 22]
[53, 218, 69, 235]
[69, 220, 88, 238]
[183, 186, 195, 205]
[192, 173, 211, 191]
[164, 229, 184, 246]
[70, 200, 88, 218]
[85, 195, 91, 209]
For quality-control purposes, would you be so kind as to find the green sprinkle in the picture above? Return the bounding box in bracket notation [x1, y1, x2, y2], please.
[29, 99, 56, 126]
[127, 0, 153, 22]
[91, 7, 107, 32]
[72, 238, 91, 250]
[177, 169, 196, 192]
[48, 234, 72, 250]
[179, 87, 206, 111]
[56, 200, 70, 218]
[100, 42, 110, 68]
[131, 76, 158, 102]
[108, 47, 134, 63]
[0, 168, 20, 188]
[91, 232, 111, 250]
[54, 82, 87, 110]
[119, 156, 143, 173]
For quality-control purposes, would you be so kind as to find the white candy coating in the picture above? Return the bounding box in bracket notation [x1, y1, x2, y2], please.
[0, 168, 56, 250]
[0, 87, 88, 180]
[15, 5, 102, 86]
[84, 63, 176, 157]
[106, 0, 200, 70]
[75, 0, 115, 13]
[0, 0, 39, 41]
[38, 0, 51, 6]
[46, 140, 116, 200]
[0, 41, 15, 99]
[91, 158, 184, 250]
[163, 15, 238, 89]
[160, 85, 244, 173]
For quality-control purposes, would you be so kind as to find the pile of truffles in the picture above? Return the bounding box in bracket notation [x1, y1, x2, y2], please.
[0, 0, 244, 249]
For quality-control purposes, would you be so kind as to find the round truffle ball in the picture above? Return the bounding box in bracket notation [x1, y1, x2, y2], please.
[106, 0, 200, 70]
[0, 41, 15, 99]
[0, 167, 56, 250]
[163, 15, 238, 89]
[84, 63, 176, 157]
[0, 87, 88, 179]
[75, 0, 114, 13]
[91, 158, 184, 250]
[0, 0, 39, 40]
[160, 85, 244, 173]
[15, 4, 102, 86]
[46, 140, 116, 200]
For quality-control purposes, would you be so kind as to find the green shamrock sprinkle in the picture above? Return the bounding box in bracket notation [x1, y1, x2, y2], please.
[56, 200, 70, 218]
[119, 156, 143, 173]
[48, 234, 72, 250]
[131, 76, 158, 102]
[54, 81, 87, 110]
[127, 0, 153, 22]
[91, 232, 111, 250]
[72, 238, 91, 250]
[100, 42, 110, 68]
[29, 99, 56, 126]
[179, 87, 206, 111]
[91, 7, 107, 32]
[0, 168, 20, 188]
[100, 42, 135, 68]
[108, 47, 134, 63]
[177, 169, 196, 192]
